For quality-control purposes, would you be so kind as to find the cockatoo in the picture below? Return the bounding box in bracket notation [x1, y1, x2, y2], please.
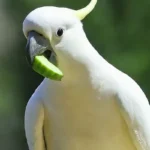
[23, 0, 150, 150]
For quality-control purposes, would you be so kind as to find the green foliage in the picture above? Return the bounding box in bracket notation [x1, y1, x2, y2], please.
[0, 0, 150, 149]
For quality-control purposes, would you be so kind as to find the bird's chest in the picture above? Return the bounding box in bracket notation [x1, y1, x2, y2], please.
[43, 83, 135, 150]
[44, 82, 117, 130]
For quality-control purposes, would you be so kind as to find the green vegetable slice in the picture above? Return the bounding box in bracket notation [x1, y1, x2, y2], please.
[32, 55, 63, 81]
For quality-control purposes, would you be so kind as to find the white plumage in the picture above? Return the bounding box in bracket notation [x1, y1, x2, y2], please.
[23, 1, 150, 150]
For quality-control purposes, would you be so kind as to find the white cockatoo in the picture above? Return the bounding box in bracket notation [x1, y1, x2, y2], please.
[23, 0, 150, 150]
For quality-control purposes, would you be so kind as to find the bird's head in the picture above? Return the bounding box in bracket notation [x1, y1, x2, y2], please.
[23, 0, 97, 81]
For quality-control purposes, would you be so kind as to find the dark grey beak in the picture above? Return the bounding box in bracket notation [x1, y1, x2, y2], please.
[26, 31, 51, 66]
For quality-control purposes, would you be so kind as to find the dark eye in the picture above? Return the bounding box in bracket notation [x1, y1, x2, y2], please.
[57, 28, 63, 37]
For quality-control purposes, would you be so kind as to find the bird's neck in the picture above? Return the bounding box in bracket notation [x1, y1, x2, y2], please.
[56, 27, 109, 85]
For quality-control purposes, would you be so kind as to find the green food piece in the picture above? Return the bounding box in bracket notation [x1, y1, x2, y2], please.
[32, 55, 63, 81]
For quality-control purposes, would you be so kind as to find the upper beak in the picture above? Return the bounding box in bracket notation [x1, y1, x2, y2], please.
[26, 31, 51, 65]
[25, 31, 63, 80]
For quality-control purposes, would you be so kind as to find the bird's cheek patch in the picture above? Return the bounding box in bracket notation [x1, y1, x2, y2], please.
[32, 55, 63, 81]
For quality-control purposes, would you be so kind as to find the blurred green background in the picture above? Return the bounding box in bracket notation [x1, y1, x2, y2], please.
[0, 0, 150, 149]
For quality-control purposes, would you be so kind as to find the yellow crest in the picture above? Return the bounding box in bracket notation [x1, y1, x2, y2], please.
[75, 0, 97, 20]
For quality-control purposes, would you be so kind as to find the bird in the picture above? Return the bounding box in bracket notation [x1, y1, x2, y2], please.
[23, 0, 150, 150]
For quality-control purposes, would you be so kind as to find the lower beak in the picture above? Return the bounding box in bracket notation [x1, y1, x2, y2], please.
[26, 31, 63, 81]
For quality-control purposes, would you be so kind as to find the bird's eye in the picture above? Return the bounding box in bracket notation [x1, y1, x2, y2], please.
[56, 28, 63, 37]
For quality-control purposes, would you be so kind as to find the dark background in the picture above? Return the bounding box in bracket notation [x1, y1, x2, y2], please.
[0, 0, 150, 149]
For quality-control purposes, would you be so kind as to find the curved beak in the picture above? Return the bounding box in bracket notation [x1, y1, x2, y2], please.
[25, 31, 63, 81]
[26, 31, 51, 65]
